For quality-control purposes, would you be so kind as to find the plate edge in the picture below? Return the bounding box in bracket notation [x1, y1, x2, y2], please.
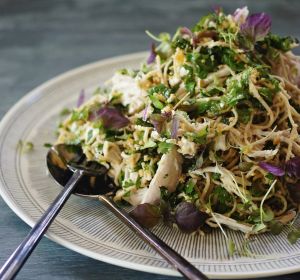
[0, 51, 300, 278]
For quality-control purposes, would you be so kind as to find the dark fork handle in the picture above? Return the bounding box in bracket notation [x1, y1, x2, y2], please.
[99, 196, 208, 280]
[0, 170, 84, 280]
[0, 168, 208, 280]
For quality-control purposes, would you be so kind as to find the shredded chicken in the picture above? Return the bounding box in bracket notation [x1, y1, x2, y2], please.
[142, 148, 183, 204]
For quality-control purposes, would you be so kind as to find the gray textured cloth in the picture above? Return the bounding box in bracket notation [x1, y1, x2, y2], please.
[0, 0, 299, 279]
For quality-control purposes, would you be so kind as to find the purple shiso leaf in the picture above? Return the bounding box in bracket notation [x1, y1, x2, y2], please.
[149, 112, 172, 134]
[161, 111, 172, 120]
[175, 202, 208, 233]
[233, 6, 249, 25]
[180, 27, 193, 37]
[181, 27, 199, 47]
[77, 89, 85, 107]
[147, 43, 156, 64]
[142, 104, 149, 121]
[171, 115, 179, 139]
[286, 157, 300, 178]
[240, 13, 271, 42]
[89, 107, 130, 129]
[130, 203, 161, 228]
[150, 114, 166, 133]
[212, 5, 222, 15]
[259, 162, 285, 177]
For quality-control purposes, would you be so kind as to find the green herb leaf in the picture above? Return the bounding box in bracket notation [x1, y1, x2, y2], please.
[187, 48, 219, 79]
[122, 179, 135, 188]
[258, 78, 280, 103]
[210, 185, 233, 213]
[227, 239, 236, 257]
[185, 127, 208, 144]
[43, 143, 52, 148]
[160, 187, 169, 201]
[158, 142, 174, 154]
[71, 108, 89, 121]
[266, 34, 296, 52]
[59, 108, 71, 116]
[87, 129, 93, 142]
[194, 69, 251, 116]
[265, 173, 275, 181]
[287, 229, 300, 244]
[195, 99, 212, 114]
[192, 13, 219, 32]
[238, 161, 254, 172]
[212, 185, 232, 203]
[237, 107, 252, 124]
[146, 31, 173, 61]
[221, 48, 244, 71]
[141, 140, 157, 150]
[185, 179, 196, 195]
[148, 94, 164, 110]
[252, 223, 266, 233]
[261, 207, 274, 222]
[269, 220, 284, 235]
[211, 173, 221, 181]
[148, 84, 171, 99]
[172, 37, 192, 50]
[185, 78, 196, 94]
[135, 118, 153, 127]
[18, 140, 34, 153]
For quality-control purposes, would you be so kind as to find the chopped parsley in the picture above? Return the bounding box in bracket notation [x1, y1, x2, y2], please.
[157, 142, 174, 154]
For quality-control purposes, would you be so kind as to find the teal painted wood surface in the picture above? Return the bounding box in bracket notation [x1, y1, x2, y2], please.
[0, 0, 299, 279]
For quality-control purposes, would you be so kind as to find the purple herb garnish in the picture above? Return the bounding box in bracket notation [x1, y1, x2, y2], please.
[149, 114, 166, 133]
[259, 162, 285, 177]
[180, 27, 193, 37]
[233, 6, 249, 25]
[149, 112, 173, 134]
[161, 110, 172, 120]
[171, 115, 179, 139]
[77, 89, 85, 107]
[130, 203, 161, 228]
[147, 43, 156, 64]
[181, 27, 198, 46]
[142, 104, 149, 121]
[175, 202, 208, 233]
[89, 107, 130, 129]
[212, 5, 222, 15]
[286, 157, 300, 178]
[240, 12, 271, 43]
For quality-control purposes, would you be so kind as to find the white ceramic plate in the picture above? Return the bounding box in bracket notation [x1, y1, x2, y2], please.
[1, 52, 300, 279]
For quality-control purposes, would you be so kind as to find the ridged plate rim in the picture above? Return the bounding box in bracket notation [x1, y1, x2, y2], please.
[0, 52, 300, 279]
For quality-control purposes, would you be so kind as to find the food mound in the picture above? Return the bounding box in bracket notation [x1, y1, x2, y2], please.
[57, 7, 300, 252]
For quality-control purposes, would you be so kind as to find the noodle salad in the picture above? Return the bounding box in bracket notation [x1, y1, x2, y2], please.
[57, 7, 300, 253]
